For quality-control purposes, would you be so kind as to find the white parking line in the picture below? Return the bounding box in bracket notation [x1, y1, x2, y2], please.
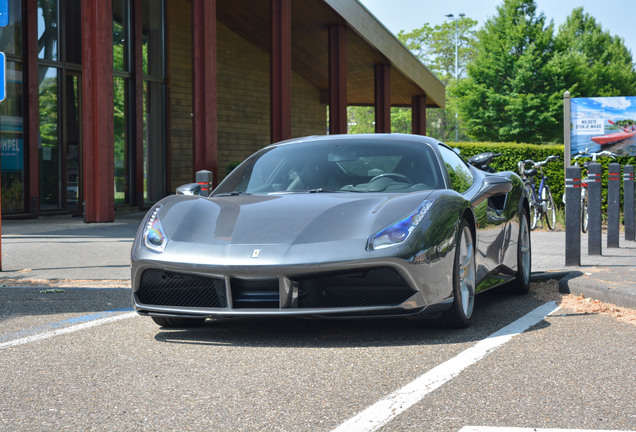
[332, 302, 561, 432]
[0, 312, 137, 350]
[459, 427, 634, 432]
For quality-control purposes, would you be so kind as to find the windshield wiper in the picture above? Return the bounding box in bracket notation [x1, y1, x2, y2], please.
[215, 191, 250, 197]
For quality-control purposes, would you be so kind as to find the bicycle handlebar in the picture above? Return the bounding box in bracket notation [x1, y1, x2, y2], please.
[517, 155, 559, 176]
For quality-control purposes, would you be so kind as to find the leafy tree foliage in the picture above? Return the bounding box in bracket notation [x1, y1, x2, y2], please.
[455, 0, 636, 144]
[454, 0, 560, 143]
[398, 18, 478, 141]
[550, 7, 636, 98]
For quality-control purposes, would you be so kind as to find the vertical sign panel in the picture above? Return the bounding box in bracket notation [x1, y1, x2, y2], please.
[0, 0, 8, 27]
[0, 52, 5, 102]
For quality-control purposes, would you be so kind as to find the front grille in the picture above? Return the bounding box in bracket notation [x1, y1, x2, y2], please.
[296, 268, 415, 308]
[137, 269, 227, 308]
[231, 278, 280, 309]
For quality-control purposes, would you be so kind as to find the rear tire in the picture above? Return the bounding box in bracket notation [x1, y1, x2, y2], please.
[542, 185, 556, 230]
[440, 219, 476, 329]
[151, 316, 206, 328]
[509, 211, 531, 294]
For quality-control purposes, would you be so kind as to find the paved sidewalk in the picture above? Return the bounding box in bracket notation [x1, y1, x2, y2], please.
[1, 214, 635, 309]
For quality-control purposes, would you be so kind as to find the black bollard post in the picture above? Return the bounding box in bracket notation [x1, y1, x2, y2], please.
[587, 163, 603, 255]
[565, 166, 581, 266]
[607, 163, 620, 248]
[625, 165, 635, 242]
[196, 170, 214, 197]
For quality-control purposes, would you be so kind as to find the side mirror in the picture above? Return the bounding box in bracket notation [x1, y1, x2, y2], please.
[176, 183, 202, 196]
[481, 175, 512, 197]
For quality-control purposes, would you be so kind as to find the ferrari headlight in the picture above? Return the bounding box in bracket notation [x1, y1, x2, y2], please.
[142, 206, 168, 253]
[367, 200, 435, 250]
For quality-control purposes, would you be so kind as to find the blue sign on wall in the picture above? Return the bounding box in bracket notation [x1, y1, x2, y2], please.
[0, 52, 5, 102]
[0, 0, 8, 27]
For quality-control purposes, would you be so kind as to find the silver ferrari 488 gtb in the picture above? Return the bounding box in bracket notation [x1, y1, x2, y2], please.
[131, 134, 531, 329]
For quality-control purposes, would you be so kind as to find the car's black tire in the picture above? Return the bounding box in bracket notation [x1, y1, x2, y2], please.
[509, 211, 531, 294]
[440, 219, 476, 329]
[151, 316, 206, 328]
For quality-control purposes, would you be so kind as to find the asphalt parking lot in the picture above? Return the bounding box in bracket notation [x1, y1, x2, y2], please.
[1, 282, 635, 431]
[1, 215, 635, 431]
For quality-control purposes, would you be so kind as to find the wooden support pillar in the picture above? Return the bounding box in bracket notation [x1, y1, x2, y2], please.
[374, 64, 391, 133]
[25, 2, 39, 217]
[133, 0, 144, 208]
[270, 0, 292, 143]
[412, 95, 427, 135]
[329, 24, 347, 134]
[82, 1, 114, 222]
[192, 0, 219, 184]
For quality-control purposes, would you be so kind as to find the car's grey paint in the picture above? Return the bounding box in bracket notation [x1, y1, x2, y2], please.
[131, 134, 528, 319]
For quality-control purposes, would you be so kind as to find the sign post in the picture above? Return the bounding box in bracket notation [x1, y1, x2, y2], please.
[0, 0, 8, 270]
[0, 52, 6, 271]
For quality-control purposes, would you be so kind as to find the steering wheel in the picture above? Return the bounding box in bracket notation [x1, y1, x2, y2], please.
[369, 173, 412, 184]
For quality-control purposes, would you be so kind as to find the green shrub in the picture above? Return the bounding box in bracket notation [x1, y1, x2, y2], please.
[454, 142, 636, 216]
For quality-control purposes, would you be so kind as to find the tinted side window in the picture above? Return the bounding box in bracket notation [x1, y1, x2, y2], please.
[438, 145, 474, 193]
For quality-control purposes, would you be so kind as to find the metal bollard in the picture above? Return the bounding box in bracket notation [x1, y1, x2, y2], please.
[587, 163, 602, 255]
[625, 165, 635, 241]
[607, 163, 620, 248]
[565, 166, 581, 266]
[196, 170, 214, 197]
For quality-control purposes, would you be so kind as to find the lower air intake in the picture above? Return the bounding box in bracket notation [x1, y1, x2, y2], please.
[136, 269, 227, 308]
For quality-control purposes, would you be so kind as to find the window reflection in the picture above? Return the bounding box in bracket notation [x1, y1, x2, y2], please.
[0, 62, 26, 212]
[38, 0, 58, 61]
[0, 0, 22, 55]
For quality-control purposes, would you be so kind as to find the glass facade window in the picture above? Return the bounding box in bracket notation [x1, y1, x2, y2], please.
[38, 66, 61, 209]
[0, 0, 22, 55]
[0, 62, 26, 212]
[142, 0, 166, 204]
[37, 0, 58, 61]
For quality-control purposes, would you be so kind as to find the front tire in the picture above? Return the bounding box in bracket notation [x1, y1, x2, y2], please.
[440, 219, 476, 328]
[542, 185, 556, 230]
[509, 211, 531, 294]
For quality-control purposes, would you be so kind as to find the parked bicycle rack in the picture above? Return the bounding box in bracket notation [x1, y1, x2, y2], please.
[565, 163, 636, 266]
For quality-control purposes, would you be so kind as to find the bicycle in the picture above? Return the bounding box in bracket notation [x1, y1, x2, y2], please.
[518, 155, 559, 230]
[566, 148, 617, 233]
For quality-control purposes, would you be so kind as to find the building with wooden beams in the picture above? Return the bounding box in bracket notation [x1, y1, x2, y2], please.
[0, 0, 444, 222]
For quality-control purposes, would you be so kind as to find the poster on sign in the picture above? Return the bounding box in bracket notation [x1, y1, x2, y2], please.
[570, 96, 636, 157]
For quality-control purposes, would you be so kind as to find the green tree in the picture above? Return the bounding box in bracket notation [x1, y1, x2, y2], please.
[398, 18, 478, 141]
[550, 7, 636, 98]
[455, 0, 560, 143]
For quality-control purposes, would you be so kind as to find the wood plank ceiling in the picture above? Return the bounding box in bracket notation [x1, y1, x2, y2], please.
[216, 0, 443, 108]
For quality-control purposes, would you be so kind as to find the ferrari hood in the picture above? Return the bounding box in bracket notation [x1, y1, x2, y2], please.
[159, 192, 434, 247]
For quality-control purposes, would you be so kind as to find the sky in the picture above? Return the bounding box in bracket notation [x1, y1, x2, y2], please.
[358, 0, 636, 57]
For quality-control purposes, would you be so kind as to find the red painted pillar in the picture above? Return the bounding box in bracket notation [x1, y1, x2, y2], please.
[25, 2, 38, 217]
[270, 0, 292, 143]
[374, 64, 391, 133]
[133, 0, 144, 208]
[82, 1, 114, 222]
[412, 95, 427, 136]
[192, 0, 219, 184]
[329, 24, 347, 135]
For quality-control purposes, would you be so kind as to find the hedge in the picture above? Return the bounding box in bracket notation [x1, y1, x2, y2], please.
[453, 142, 636, 215]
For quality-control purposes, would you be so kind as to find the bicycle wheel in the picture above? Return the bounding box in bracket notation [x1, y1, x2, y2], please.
[581, 191, 589, 233]
[526, 183, 539, 230]
[541, 185, 557, 230]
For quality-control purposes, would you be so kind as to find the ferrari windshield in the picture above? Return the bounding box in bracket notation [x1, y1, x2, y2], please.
[213, 139, 443, 195]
